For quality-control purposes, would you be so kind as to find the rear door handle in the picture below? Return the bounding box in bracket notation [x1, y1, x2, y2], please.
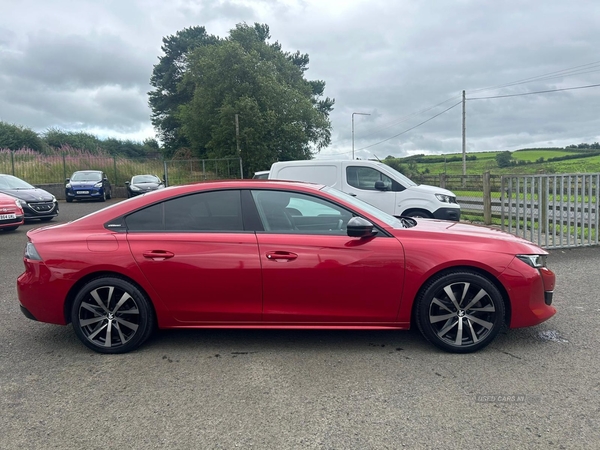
[142, 250, 175, 260]
[266, 251, 298, 261]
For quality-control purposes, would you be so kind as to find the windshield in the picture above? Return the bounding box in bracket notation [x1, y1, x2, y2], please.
[0, 174, 35, 189]
[322, 186, 404, 228]
[71, 172, 102, 182]
[132, 175, 160, 184]
[375, 162, 417, 187]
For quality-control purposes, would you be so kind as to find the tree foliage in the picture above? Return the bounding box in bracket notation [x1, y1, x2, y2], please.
[0, 121, 47, 153]
[149, 23, 334, 175]
[149, 26, 218, 155]
[496, 151, 513, 168]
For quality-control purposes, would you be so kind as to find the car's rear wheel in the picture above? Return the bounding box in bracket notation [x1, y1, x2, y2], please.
[415, 271, 505, 353]
[71, 277, 155, 354]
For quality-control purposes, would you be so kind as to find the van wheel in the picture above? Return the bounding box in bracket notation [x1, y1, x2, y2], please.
[404, 210, 432, 219]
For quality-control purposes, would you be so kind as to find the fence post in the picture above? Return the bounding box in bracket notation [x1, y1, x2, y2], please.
[541, 177, 547, 234]
[163, 160, 169, 187]
[11, 150, 15, 175]
[483, 171, 491, 225]
[439, 173, 445, 189]
[113, 156, 118, 185]
[239, 157, 244, 179]
[62, 153, 66, 181]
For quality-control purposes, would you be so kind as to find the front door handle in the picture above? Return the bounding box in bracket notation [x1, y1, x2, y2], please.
[142, 250, 175, 260]
[266, 251, 298, 261]
[346, 192, 357, 197]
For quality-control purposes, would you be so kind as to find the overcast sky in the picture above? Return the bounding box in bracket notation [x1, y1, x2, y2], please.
[1, 0, 599, 159]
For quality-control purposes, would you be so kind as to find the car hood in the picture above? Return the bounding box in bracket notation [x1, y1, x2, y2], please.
[69, 181, 100, 188]
[408, 184, 456, 197]
[392, 219, 546, 253]
[0, 187, 54, 202]
[132, 182, 161, 189]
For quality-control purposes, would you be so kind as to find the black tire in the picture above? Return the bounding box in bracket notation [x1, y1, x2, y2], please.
[100, 190, 107, 202]
[2, 226, 19, 231]
[415, 271, 505, 353]
[66, 197, 73, 203]
[106, 188, 112, 200]
[71, 277, 155, 354]
[405, 210, 432, 219]
[39, 217, 53, 222]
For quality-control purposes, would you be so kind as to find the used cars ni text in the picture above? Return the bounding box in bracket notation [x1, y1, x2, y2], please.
[0, 174, 58, 222]
[65, 170, 112, 202]
[0, 192, 24, 231]
[17, 180, 556, 354]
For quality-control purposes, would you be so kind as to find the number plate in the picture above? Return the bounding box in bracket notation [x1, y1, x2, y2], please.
[0, 213, 16, 220]
[76, 191, 90, 194]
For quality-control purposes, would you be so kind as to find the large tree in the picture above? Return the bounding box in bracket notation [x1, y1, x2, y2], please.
[150, 23, 334, 175]
[148, 26, 218, 155]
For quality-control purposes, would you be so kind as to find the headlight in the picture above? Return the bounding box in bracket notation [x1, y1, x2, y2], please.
[516, 254, 547, 268]
[66, 183, 72, 188]
[94, 182, 103, 188]
[435, 194, 453, 203]
[25, 242, 42, 261]
[52, 195, 57, 202]
[14, 199, 21, 208]
[130, 185, 142, 191]
[17, 199, 27, 208]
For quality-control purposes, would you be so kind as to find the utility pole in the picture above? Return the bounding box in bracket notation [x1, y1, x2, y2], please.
[352, 112, 370, 160]
[462, 90, 466, 176]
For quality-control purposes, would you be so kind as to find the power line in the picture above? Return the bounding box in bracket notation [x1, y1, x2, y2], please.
[468, 83, 600, 100]
[356, 101, 462, 151]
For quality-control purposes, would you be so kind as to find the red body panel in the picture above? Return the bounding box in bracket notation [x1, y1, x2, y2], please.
[16, 180, 556, 334]
[0, 193, 24, 230]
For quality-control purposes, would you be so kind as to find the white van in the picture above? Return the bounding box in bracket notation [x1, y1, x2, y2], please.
[268, 160, 460, 220]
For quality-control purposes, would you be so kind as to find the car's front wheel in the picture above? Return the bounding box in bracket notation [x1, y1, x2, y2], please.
[415, 271, 505, 353]
[71, 277, 155, 354]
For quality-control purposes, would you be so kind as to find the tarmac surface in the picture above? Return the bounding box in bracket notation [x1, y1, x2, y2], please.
[1, 199, 598, 449]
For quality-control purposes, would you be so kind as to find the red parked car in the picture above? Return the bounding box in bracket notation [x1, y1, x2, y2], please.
[17, 180, 556, 354]
[0, 192, 24, 232]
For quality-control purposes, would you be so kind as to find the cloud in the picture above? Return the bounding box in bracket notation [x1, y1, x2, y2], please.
[0, 0, 599, 154]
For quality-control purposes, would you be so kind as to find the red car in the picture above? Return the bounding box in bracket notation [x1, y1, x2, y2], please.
[17, 180, 556, 354]
[0, 192, 24, 232]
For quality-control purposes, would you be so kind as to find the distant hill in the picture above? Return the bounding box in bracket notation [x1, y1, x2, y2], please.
[384, 147, 600, 176]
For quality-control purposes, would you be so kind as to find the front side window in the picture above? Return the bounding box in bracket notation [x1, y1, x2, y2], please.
[251, 190, 353, 234]
[125, 190, 244, 232]
[346, 166, 403, 191]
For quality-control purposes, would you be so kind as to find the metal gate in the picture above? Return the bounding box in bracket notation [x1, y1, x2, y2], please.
[501, 174, 599, 249]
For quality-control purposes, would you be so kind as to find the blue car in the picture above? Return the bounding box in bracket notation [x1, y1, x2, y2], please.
[65, 170, 112, 202]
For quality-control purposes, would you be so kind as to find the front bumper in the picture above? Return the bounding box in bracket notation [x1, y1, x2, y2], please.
[22, 201, 59, 220]
[432, 207, 461, 221]
[66, 187, 105, 200]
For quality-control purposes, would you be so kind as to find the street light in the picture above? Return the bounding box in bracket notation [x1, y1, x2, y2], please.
[352, 112, 370, 160]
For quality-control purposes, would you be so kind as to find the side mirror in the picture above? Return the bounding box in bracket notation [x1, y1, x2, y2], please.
[374, 181, 389, 191]
[125, 181, 130, 186]
[347, 216, 378, 238]
[65, 178, 70, 183]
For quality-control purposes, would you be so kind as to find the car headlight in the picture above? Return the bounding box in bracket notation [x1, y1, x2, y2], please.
[25, 242, 42, 261]
[65, 183, 72, 188]
[435, 194, 453, 203]
[94, 182, 103, 188]
[130, 185, 142, 191]
[516, 254, 547, 268]
[51, 195, 56, 202]
[17, 199, 27, 208]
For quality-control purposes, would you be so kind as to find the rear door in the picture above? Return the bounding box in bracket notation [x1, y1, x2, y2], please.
[125, 189, 263, 323]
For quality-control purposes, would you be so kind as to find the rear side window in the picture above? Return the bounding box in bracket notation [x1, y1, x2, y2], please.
[125, 190, 244, 232]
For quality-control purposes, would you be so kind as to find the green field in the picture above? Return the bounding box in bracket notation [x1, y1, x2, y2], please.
[402, 148, 600, 175]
